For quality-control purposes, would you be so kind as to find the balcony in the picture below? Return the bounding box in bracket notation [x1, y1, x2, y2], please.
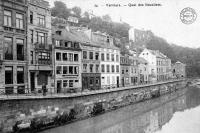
[3, 26, 14, 32]
[35, 43, 52, 51]
[38, 59, 51, 65]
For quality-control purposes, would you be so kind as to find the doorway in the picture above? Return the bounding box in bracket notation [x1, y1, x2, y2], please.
[57, 80, 62, 93]
[117, 76, 119, 88]
[30, 72, 35, 92]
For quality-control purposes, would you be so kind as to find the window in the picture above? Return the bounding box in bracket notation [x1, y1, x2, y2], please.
[122, 70, 124, 74]
[107, 65, 110, 72]
[37, 14, 45, 26]
[101, 53, 105, 61]
[16, 13, 24, 29]
[74, 54, 78, 61]
[112, 65, 115, 73]
[63, 53, 67, 61]
[63, 80, 68, 87]
[4, 37, 13, 60]
[107, 53, 110, 61]
[30, 51, 33, 64]
[101, 64, 105, 72]
[38, 52, 50, 63]
[69, 66, 73, 74]
[56, 40, 60, 47]
[16, 39, 24, 60]
[111, 54, 114, 61]
[107, 36, 110, 43]
[4, 10, 12, 27]
[74, 43, 79, 48]
[116, 65, 119, 73]
[83, 51, 87, 59]
[63, 66, 68, 74]
[83, 64, 87, 72]
[96, 79, 99, 85]
[95, 52, 99, 60]
[30, 11, 33, 24]
[5, 66, 13, 84]
[30, 30, 33, 43]
[96, 65, 99, 73]
[90, 64, 93, 73]
[90, 79, 93, 86]
[89, 52, 93, 60]
[68, 53, 73, 61]
[69, 80, 73, 87]
[116, 55, 119, 62]
[74, 66, 78, 74]
[56, 52, 61, 61]
[37, 32, 46, 45]
[56, 66, 62, 74]
[126, 69, 128, 73]
[17, 67, 24, 84]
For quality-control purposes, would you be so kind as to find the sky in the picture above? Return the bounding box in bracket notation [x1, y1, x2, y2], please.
[49, 0, 200, 48]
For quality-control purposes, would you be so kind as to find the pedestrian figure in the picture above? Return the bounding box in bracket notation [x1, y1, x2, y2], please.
[42, 83, 47, 96]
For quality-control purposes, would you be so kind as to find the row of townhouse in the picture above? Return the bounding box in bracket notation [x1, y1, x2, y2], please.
[0, 0, 185, 94]
[52, 26, 121, 93]
[0, 0, 52, 94]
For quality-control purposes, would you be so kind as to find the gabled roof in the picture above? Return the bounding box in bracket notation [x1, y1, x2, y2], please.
[52, 26, 80, 42]
[145, 48, 168, 59]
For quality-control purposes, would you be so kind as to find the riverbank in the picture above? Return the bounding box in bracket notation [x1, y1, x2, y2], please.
[3, 79, 186, 133]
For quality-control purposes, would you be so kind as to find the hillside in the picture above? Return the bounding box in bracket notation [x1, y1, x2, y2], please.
[51, 1, 200, 77]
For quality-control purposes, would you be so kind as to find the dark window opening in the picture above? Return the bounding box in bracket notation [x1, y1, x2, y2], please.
[69, 80, 73, 87]
[17, 67, 24, 84]
[17, 39, 24, 61]
[56, 52, 61, 61]
[90, 64, 93, 73]
[69, 66, 73, 74]
[63, 66, 68, 74]
[74, 54, 78, 61]
[30, 11, 33, 24]
[5, 66, 13, 84]
[63, 53, 67, 61]
[95, 52, 99, 60]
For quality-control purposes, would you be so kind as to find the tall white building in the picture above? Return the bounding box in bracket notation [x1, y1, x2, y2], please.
[139, 48, 171, 82]
[83, 30, 121, 88]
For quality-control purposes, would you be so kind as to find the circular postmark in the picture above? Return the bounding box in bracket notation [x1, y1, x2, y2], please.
[180, 7, 197, 24]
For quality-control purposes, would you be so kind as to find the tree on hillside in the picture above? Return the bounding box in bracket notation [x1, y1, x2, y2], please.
[51, 1, 70, 19]
[71, 6, 82, 18]
[102, 14, 112, 22]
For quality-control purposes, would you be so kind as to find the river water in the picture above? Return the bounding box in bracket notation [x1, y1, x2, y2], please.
[41, 86, 200, 133]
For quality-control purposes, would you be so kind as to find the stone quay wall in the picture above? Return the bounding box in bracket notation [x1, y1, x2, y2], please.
[0, 79, 186, 132]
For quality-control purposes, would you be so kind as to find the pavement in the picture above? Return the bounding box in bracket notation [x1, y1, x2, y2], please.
[0, 79, 185, 100]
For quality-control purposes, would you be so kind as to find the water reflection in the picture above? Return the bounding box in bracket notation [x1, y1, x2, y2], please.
[41, 86, 200, 133]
